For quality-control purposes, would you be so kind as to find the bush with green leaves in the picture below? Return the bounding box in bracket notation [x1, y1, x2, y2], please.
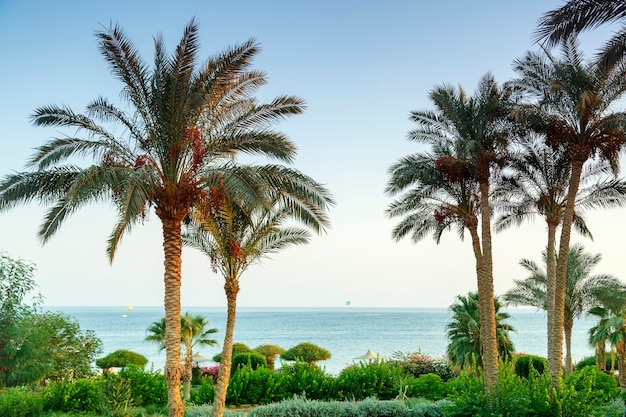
[118, 365, 167, 406]
[213, 342, 251, 363]
[336, 361, 404, 401]
[443, 362, 617, 417]
[279, 361, 336, 400]
[254, 344, 285, 370]
[227, 365, 286, 406]
[406, 373, 446, 401]
[101, 374, 134, 417]
[231, 351, 267, 374]
[566, 365, 620, 404]
[576, 355, 617, 372]
[281, 342, 331, 365]
[0, 387, 43, 417]
[248, 395, 358, 417]
[190, 377, 215, 405]
[42, 377, 103, 413]
[514, 354, 547, 378]
[96, 349, 148, 371]
[186, 404, 250, 417]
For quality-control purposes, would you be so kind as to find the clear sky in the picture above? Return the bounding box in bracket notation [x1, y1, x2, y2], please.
[0, 0, 623, 309]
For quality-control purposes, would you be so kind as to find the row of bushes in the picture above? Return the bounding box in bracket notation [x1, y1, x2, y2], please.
[0, 366, 167, 416]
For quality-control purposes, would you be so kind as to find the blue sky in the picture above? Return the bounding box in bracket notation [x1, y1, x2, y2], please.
[0, 0, 623, 308]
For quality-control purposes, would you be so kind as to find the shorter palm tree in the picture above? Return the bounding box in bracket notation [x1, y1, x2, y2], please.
[446, 292, 515, 373]
[588, 300, 626, 387]
[183, 165, 333, 417]
[504, 244, 625, 374]
[146, 313, 219, 400]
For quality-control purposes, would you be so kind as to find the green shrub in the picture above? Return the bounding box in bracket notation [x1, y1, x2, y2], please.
[357, 397, 408, 417]
[227, 366, 286, 405]
[406, 373, 446, 401]
[190, 377, 215, 405]
[42, 377, 103, 413]
[231, 351, 267, 374]
[101, 374, 133, 416]
[0, 387, 43, 417]
[336, 362, 404, 401]
[281, 342, 331, 364]
[280, 361, 336, 401]
[576, 355, 617, 372]
[213, 342, 252, 363]
[514, 354, 547, 378]
[566, 366, 620, 403]
[96, 349, 148, 370]
[118, 365, 167, 406]
[405, 398, 452, 417]
[186, 404, 249, 417]
[249, 396, 358, 417]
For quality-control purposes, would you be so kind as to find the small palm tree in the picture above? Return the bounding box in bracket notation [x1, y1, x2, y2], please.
[588, 301, 626, 387]
[504, 244, 624, 374]
[446, 292, 515, 373]
[183, 168, 332, 417]
[145, 313, 219, 400]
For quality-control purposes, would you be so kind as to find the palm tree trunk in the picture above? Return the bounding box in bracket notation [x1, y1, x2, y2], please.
[596, 341, 606, 373]
[552, 160, 583, 388]
[478, 182, 498, 393]
[212, 278, 240, 417]
[618, 342, 626, 388]
[545, 221, 558, 380]
[564, 319, 573, 375]
[183, 338, 193, 401]
[161, 217, 184, 417]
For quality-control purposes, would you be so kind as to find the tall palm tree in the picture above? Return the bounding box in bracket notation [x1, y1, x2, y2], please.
[536, 1, 626, 68]
[495, 136, 626, 376]
[446, 292, 515, 373]
[503, 244, 624, 374]
[182, 167, 332, 417]
[0, 20, 306, 417]
[507, 39, 626, 386]
[145, 313, 219, 400]
[389, 73, 514, 391]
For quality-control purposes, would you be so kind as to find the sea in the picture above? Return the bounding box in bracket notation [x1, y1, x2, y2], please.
[46, 306, 597, 376]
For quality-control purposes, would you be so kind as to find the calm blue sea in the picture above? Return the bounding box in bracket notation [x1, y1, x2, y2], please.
[46, 306, 596, 375]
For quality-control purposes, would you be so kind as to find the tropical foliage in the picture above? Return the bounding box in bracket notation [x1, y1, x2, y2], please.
[504, 244, 625, 374]
[446, 292, 515, 372]
[145, 313, 219, 400]
[182, 165, 333, 417]
[0, 19, 314, 417]
[387, 73, 515, 391]
[507, 37, 626, 386]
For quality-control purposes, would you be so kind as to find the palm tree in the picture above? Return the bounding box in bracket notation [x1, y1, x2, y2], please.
[588, 301, 626, 387]
[145, 313, 219, 400]
[446, 292, 515, 373]
[389, 73, 514, 391]
[507, 39, 626, 386]
[182, 168, 332, 417]
[0, 21, 306, 417]
[495, 136, 626, 375]
[536, 1, 626, 67]
[503, 244, 624, 374]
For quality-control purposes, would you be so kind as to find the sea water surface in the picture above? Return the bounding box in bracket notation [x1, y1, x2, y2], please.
[47, 306, 596, 375]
